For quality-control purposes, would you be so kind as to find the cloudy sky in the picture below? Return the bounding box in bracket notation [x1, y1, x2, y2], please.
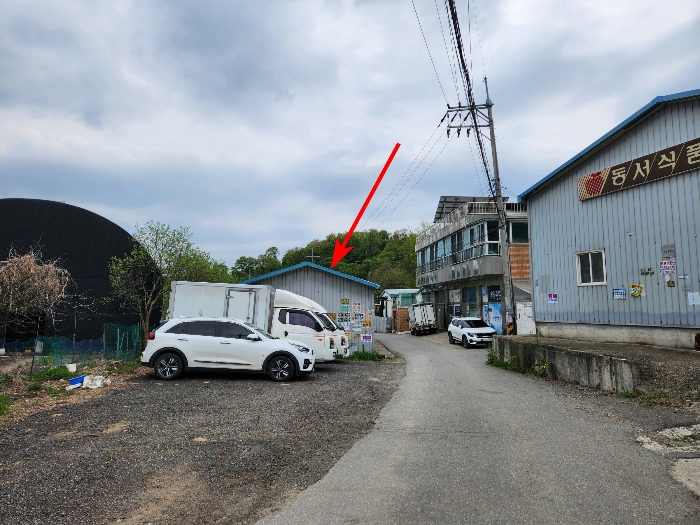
[1, 0, 699, 264]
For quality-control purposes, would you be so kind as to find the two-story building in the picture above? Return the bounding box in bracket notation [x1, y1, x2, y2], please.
[415, 196, 531, 333]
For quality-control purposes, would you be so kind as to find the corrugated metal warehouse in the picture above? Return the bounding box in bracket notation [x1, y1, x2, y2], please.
[240, 262, 379, 330]
[520, 88, 700, 349]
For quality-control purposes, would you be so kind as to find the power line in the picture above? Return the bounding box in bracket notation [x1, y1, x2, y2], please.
[434, 0, 461, 103]
[470, 0, 487, 78]
[360, 115, 447, 229]
[376, 132, 455, 230]
[362, 127, 448, 230]
[360, 115, 450, 230]
[412, 0, 449, 105]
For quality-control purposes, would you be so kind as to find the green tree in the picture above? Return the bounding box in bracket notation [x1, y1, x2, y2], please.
[108, 222, 233, 339]
[230, 247, 282, 282]
[275, 228, 416, 292]
[107, 245, 162, 349]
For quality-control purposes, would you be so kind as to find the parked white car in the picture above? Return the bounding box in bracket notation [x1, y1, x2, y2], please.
[447, 317, 496, 347]
[141, 317, 315, 381]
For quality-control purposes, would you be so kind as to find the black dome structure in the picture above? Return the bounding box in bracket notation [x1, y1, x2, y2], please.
[0, 198, 161, 340]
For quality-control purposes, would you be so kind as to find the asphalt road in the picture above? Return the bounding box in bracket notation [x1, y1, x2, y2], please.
[258, 333, 699, 524]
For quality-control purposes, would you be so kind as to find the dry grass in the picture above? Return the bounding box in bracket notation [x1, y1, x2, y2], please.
[0, 358, 149, 424]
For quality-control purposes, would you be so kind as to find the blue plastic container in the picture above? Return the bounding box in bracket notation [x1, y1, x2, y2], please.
[69, 374, 86, 386]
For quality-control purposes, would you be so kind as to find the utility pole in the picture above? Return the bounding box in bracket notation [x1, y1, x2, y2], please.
[444, 80, 515, 335]
[485, 79, 515, 335]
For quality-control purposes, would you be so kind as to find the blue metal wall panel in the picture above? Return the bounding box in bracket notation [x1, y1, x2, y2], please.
[528, 98, 700, 327]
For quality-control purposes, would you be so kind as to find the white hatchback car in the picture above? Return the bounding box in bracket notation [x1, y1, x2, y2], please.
[448, 317, 497, 347]
[141, 317, 315, 381]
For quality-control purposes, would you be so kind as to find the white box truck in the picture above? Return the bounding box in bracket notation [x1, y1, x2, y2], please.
[168, 282, 345, 362]
[168, 281, 275, 331]
[408, 303, 437, 335]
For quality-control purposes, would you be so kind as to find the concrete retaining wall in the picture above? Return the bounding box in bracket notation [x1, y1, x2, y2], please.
[536, 322, 698, 350]
[492, 336, 637, 392]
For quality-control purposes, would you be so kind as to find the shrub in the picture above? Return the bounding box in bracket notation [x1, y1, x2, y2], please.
[342, 351, 385, 362]
[30, 366, 75, 382]
[0, 394, 12, 416]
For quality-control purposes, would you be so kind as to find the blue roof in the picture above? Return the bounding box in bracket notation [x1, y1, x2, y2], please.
[238, 261, 380, 289]
[519, 88, 700, 201]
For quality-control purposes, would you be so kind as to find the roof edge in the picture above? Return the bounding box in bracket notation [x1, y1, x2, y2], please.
[239, 261, 381, 289]
[518, 87, 700, 201]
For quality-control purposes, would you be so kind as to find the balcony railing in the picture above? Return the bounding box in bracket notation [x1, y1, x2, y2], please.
[417, 242, 500, 275]
[417, 200, 527, 245]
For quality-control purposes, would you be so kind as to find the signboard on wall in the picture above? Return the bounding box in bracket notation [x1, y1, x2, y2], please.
[547, 293, 558, 304]
[352, 302, 362, 313]
[659, 260, 676, 274]
[578, 137, 700, 201]
[613, 288, 627, 300]
[488, 303, 503, 334]
[630, 284, 643, 297]
[488, 285, 502, 302]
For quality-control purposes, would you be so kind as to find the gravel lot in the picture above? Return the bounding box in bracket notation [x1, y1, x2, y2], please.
[0, 354, 405, 525]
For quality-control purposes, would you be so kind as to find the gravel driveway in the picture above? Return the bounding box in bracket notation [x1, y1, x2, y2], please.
[0, 357, 405, 525]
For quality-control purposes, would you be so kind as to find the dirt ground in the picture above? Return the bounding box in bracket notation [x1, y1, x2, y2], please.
[0, 356, 405, 525]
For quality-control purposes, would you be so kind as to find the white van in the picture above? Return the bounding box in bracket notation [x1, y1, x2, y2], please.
[272, 290, 347, 362]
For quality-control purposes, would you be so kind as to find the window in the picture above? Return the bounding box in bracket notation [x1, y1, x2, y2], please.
[578, 250, 606, 285]
[487, 221, 499, 242]
[185, 321, 218, 337]
[465, 319, 489, 329]
[510, 222, 528, 244]
[219, 322, 253, 339]
[278, 309, 288, 324]
[444, 235, 452, 256]
[166, 322, 189, 334]
[400, 294, 414, 306]
[288, 310, 321, 331]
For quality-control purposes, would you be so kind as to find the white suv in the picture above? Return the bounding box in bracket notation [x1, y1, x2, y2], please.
[141, 317, 315, 382]
[448, 317, 497, 347]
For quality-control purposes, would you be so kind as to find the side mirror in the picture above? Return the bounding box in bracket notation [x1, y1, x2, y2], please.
[247, 333, 261, 341]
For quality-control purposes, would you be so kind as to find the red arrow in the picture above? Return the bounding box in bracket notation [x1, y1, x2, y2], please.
[331, 143, 401, 268]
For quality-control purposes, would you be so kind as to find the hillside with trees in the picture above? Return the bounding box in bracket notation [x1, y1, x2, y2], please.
[231, 229, 417, 291]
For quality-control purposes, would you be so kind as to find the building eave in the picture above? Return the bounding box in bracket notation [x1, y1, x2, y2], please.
[518, 88, 700, 202]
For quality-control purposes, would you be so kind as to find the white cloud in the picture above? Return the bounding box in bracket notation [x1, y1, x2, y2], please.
[0, 0, 698, 263]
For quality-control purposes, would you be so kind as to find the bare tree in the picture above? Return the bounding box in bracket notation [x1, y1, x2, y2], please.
[0, 248, 73, 346]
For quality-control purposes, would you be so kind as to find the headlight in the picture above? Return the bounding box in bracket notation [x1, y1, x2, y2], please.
[288, 341, 310, 353]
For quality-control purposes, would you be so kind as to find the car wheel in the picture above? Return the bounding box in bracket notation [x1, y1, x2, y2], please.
[268, 355, 295, 382]
[462, 336, 469, 349]
[411, 329, 416, 336]
[448, 332, 454, 344]
[154, 352, 183, 380]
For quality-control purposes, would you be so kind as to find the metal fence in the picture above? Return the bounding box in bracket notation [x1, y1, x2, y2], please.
[2, 323, 140, 374]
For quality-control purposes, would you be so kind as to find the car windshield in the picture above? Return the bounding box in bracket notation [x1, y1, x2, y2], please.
[244, 323, 274, 339]
[317, 312, 342, 331]
[465, 319, 490, 328]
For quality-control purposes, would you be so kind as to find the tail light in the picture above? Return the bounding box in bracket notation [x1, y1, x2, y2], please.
[148, 331, 155, 340]
[329, 337, 335, 349]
